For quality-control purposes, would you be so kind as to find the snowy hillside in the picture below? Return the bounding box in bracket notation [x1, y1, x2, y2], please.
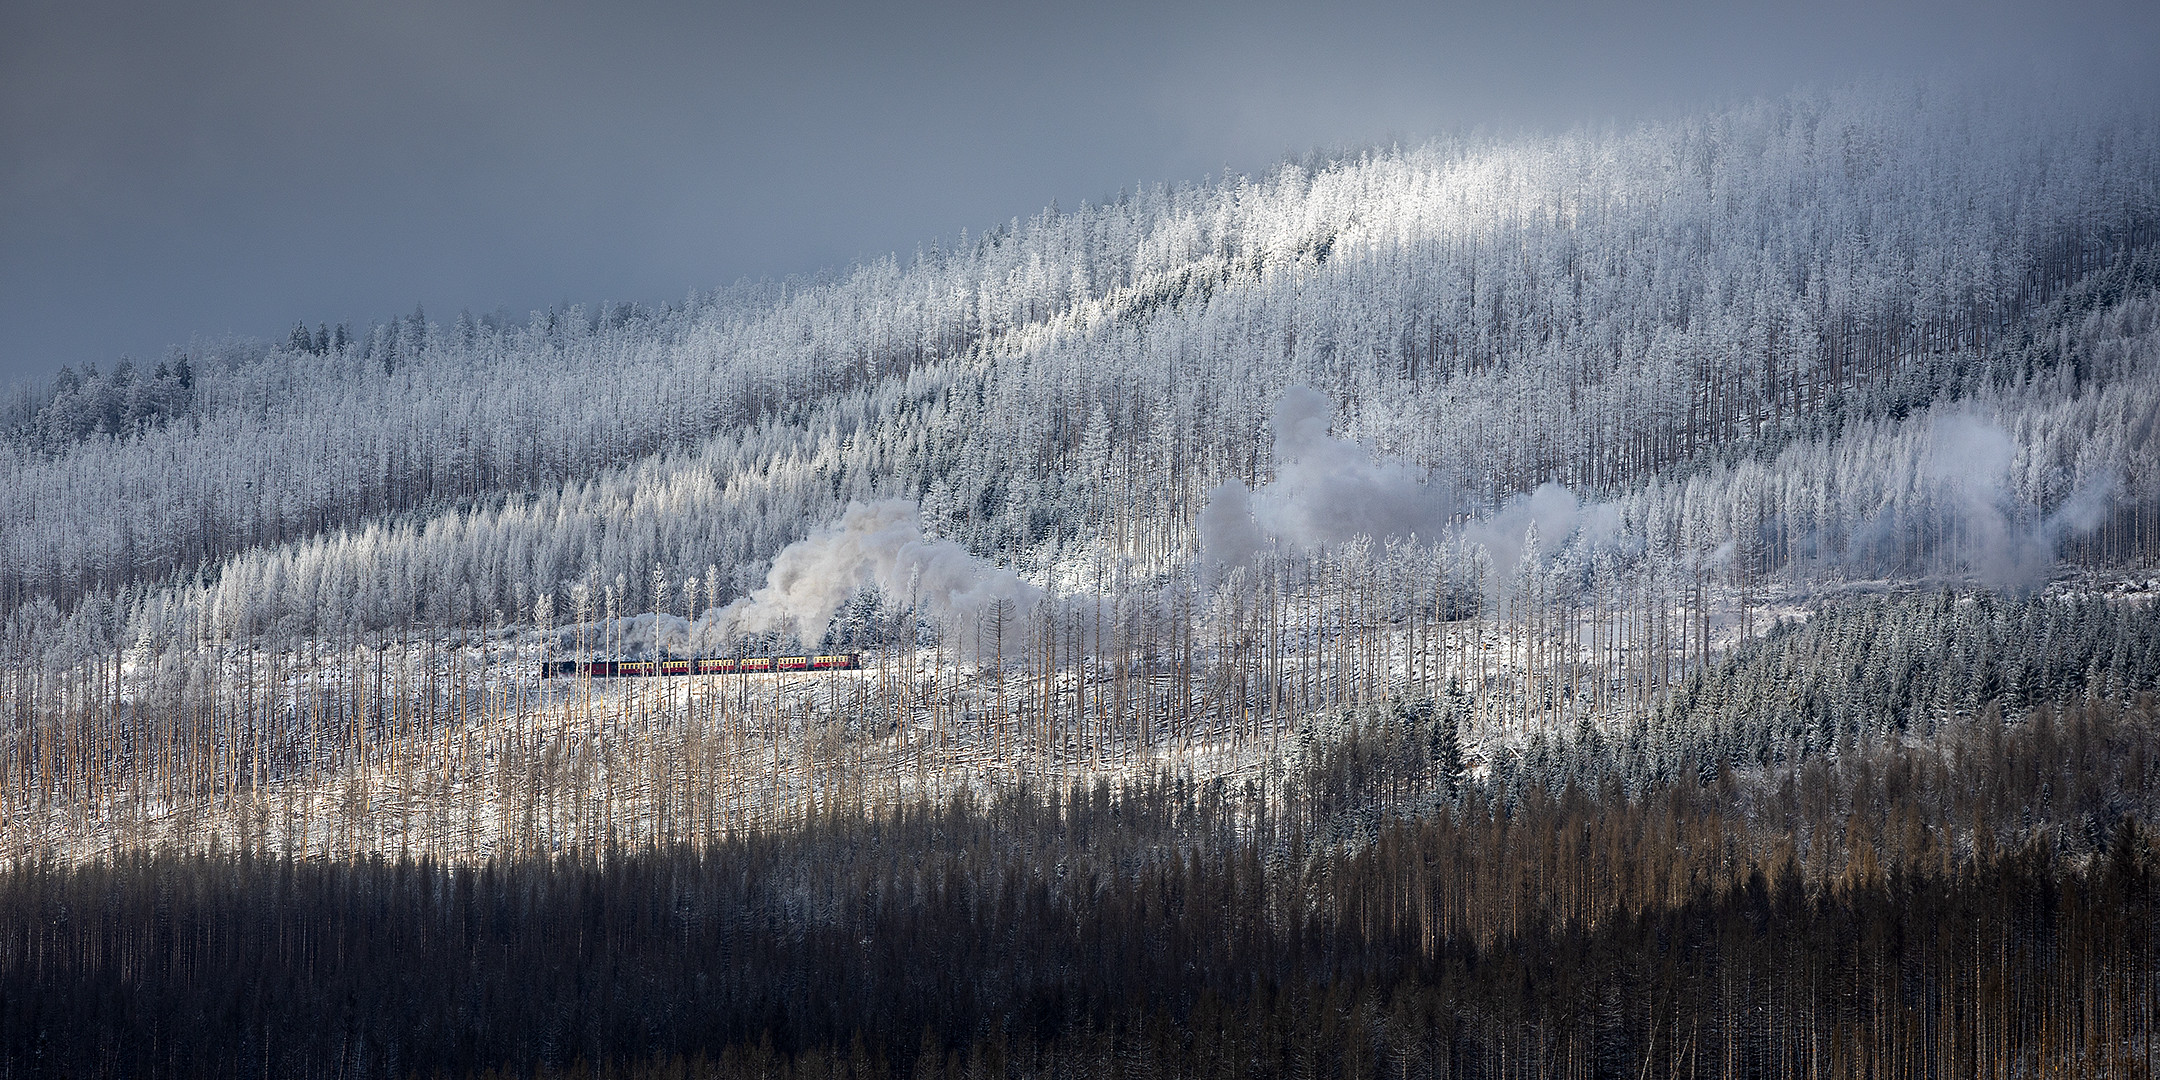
[3, 76, 2159, 861]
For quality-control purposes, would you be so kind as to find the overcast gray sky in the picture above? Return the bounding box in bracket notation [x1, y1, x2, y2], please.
[3, 0, 2154, 386]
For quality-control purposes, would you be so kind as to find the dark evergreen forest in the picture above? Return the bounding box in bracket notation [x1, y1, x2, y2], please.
[4, 710, 2153, 1078]
[4, 596, 2156, 1078]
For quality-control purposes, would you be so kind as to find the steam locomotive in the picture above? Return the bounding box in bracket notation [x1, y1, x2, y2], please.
[541, 654, 861, 679]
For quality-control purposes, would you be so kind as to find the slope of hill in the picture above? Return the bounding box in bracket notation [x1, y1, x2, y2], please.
[0, 75, 2156, 863]
[5, 71, 2160, 1080]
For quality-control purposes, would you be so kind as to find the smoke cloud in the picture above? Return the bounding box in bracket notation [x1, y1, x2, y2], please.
[1199, 389, 1632, 593]
[1200, 386, 1455, 564]
[719, 498, 1042, 645]
[1912, 411, 2116, 590]
[563, 500, 1042, 657]
[1463, 482, 1585, 577]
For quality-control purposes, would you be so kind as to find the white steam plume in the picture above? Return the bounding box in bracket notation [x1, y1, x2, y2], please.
[1910, 411, 2116, 590]
[718, 499, 1042, 646]
[1463, 482, 1595, 576]
[563, 500, 1043, 657]
[1200, 386, 1455, 564]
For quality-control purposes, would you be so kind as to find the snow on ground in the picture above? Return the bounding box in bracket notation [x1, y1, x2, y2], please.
[14, 567, 2151, 865]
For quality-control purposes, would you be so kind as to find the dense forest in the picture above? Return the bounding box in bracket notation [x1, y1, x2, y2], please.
[2, 73, 2158, 1076]
[4, 693, 2154, 1077]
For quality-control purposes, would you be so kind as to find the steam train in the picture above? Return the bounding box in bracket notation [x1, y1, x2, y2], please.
[541, 654, 861, 679]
